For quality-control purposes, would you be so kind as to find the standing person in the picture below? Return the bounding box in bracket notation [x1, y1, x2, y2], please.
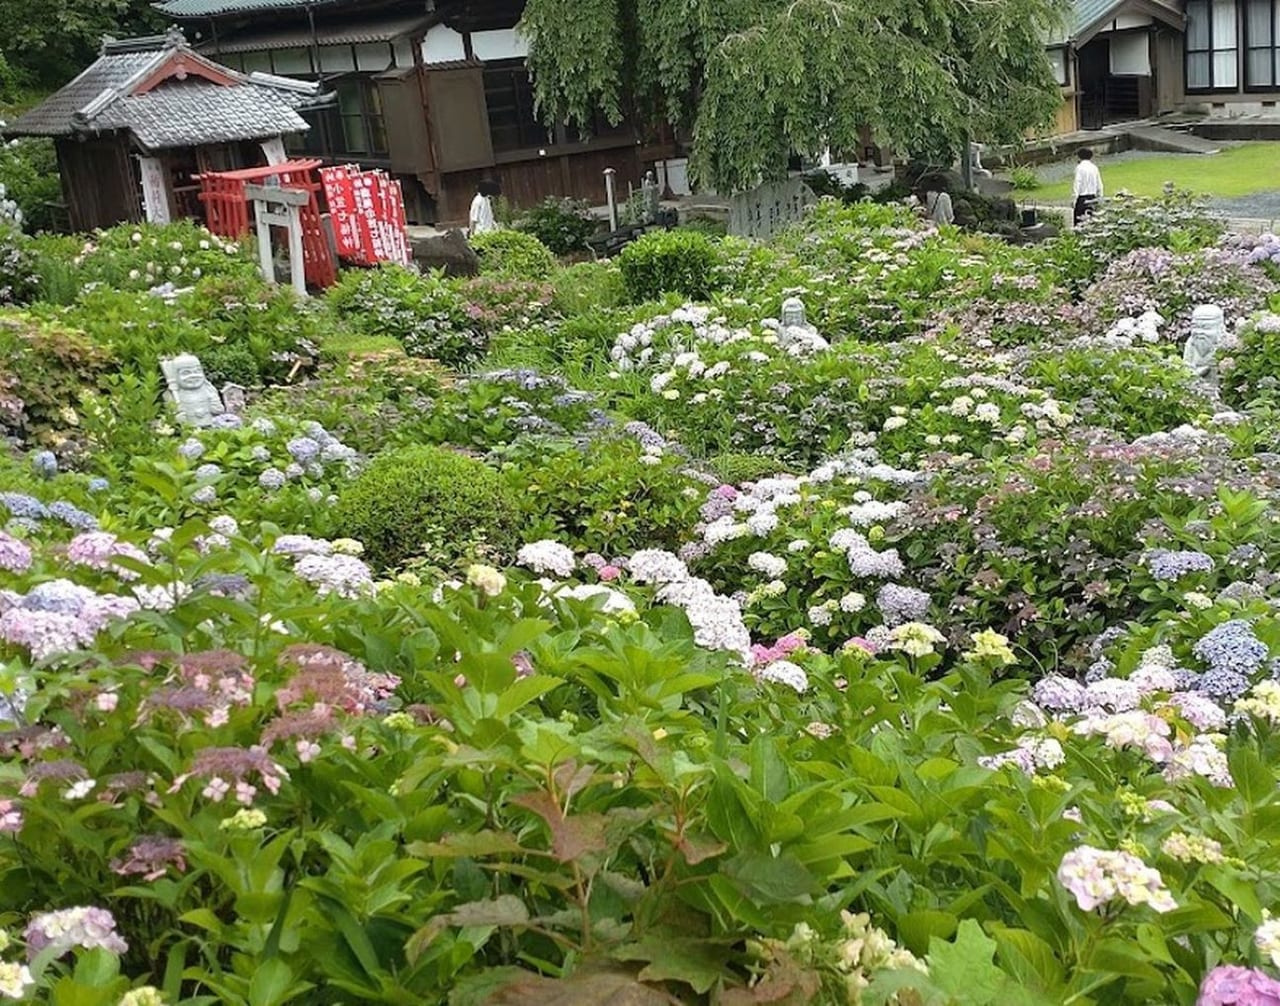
[469, 179, 499, 237]
[1072, 148, 1103, 226]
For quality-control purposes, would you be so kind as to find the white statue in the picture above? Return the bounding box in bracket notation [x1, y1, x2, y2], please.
[161, 354, 225, 427]
[1184, 304, 1224, 382]
[777, 296, 829, 356]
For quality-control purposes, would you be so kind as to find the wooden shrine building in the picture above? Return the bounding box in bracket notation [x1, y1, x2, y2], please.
[5, 29, 322, 231]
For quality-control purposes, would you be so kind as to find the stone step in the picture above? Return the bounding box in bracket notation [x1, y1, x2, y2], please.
[1127, 125, 1222, 155]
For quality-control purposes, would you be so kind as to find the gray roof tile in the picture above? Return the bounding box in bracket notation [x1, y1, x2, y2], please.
[95, 78, 310, 149]
[4, 33, 316, 148]
[154, 0, 336, 18]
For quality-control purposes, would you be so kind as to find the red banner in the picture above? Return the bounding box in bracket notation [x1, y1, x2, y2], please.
[320, 165, 411, 267]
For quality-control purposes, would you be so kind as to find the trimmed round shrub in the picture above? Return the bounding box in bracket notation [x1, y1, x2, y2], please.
[334, 445, 520, 569]
[617, 230, 723, 303]
[470, 230, 557, 280]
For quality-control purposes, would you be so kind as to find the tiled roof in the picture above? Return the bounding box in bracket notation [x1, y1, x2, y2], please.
[5, 31, 317, 149]
[6, 49, 165, 137]
[94, 78, 310, 148]
[1047, 0, 1184, 45]
[153, 0, 338, 18]
[208, 11, 432, 53]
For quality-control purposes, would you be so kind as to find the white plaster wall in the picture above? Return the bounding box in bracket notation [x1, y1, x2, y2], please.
[422, 24, 465, 64]
[471, 28, 529, 61]
[1111, 33, 1151, 75]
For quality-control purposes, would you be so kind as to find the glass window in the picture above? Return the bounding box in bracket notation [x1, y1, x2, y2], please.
[1188, 0, 1240, 90]
[1047, 47, 1069, 86]
[483, 61, 551, 153]
[1246, 0, 1280, 86]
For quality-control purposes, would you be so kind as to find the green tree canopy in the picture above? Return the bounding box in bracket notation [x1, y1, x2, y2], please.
[0, 0, 160, 89]
[520, 0, 1068, 192]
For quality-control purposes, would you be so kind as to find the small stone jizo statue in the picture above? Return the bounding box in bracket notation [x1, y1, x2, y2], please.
[161, 354, 225, 427]
[777, 296, 829, 354]
[1184, 304, 1225, 383]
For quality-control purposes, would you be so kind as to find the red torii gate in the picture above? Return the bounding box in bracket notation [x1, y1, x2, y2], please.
[198, 159, 337, 289]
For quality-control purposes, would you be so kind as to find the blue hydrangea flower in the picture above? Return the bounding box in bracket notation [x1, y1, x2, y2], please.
[48, 501, 97, 530]
[1199, 667, 1251, 700]
[31, 451, 57, 479]
[259, 469, 286, 491]
[1193, 619, 1269, 677]
[0, 493, 49, 520]
[177, 438, 205, 460]
[191, 486, 217, 506]
[194, 463, 221, 481]
[286, 437, 321, 464]
[208, 414, 242, 430]
[87, 478, 109, 493]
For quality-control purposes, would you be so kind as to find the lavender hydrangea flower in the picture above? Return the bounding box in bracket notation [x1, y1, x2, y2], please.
[25, 906, 128, 958]
[286, 437, 321, 464]
[177, 438, 204, 460]
[1145, 549, 1214, 581]
[87, 478, 109, 493]
[1197, 966, 1280, 1005]
[259, 468, 286, 491]
[0, 532, 32, 574]
[194, 463, 221, 481]
[876, 583, 931, 627]
[191, 486, 217, 506]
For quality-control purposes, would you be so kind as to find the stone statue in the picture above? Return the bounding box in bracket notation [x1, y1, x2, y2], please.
[781, 297, 809, 330]
[220, 383, 247, 415]
[1184, 305, 1224, 382]
[641, 170, 661, 222]
[777, 296, 830, 355]
[161, 354, 225, 427]
[968, 141, 993, 179]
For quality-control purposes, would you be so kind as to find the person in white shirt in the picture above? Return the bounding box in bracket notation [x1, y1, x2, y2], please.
[1072, 148, 1103, 226]
[469, 179, 499, 237]
[915, 174, 954, 226]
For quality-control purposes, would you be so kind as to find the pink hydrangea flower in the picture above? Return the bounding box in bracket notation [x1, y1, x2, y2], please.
[1198, 965, 1280, 1005]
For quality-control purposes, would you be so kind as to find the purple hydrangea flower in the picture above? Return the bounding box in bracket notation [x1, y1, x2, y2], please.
[31, 451, 57, 479]
[0, 494, 48, 520]
[286, 437, 321, 464]
[876, 583, 931, 627]
[1197, 965, 1280, 1005]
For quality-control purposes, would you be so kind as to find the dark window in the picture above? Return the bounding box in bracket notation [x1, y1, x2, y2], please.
[483, 60, 551, 153]
[1246, 0, 1280, 86]
[562, 106, 633, 144]
[1187, 0, 1240, 90]
[1047, 46, 1069, 87]
[333, 78, 389, 157]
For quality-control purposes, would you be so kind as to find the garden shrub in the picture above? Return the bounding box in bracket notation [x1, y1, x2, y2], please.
[618, 229, 723, 303]
[0, 226, 39, 305]
[470, 229, 557, 279]
[709, 452, 791, 485]
[0, 138, 62, 234]
[1223, 311, 1280, 407]
[458, 274, 556, 335]
[505, 436, 703, 554]
[551, 260, 627, 317]
[25, 233, 83, 305]
[1076, 245, 1278, 345]
[0, 312, 113, 444]
[75, 220, 258, 291]
[334, 444, 520, 569]
[328, 264, 485, 367]
[1043, 188, 1224, 287]
[516, 196, 598, 255]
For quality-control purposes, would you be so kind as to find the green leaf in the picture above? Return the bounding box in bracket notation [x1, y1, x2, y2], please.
[927, 920, 1006, 1004]
[614, 935, 728, 994]
[1230, 746, 1275, 808]
[406, 896, 530, 964]
[722, 850, 814, 904]
[248, 959, 293, 1006]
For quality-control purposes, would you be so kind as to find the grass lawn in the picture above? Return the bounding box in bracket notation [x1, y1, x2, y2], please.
[1033, 141, 1280, 200]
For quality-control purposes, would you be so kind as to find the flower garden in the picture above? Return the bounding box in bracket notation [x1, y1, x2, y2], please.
[1, 190, 1280, 1004]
